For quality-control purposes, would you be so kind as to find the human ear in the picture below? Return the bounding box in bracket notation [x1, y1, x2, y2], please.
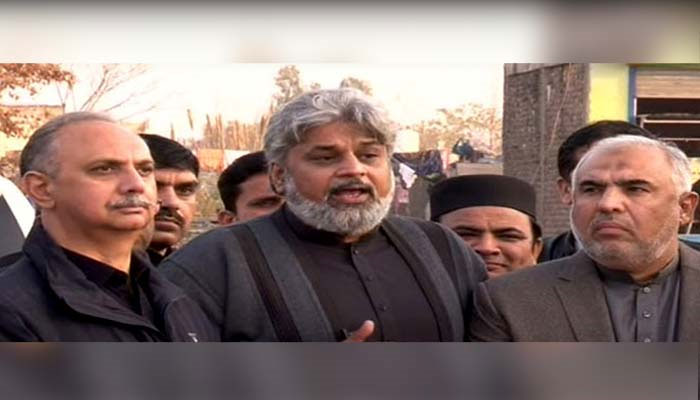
[531, 237, 544, 262]
[217, 210, 236, 226]
[269, 163, 286, 196]
[21, 172, 55, 209]
[679, 191, 699, 227]
[556, 177, 573, 206]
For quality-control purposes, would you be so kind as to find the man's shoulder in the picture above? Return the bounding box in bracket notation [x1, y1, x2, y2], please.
[0, 251, 23, 270]
[679, 241, 700, 271]
[0, 255, 37, 281]
[539, 230, 578, 262]
[384, 215, 452, 237]
[0, 255, 46, 306]
[485, 254, 580, 292]
[181, 216, 279, 247]
[171, 224, 248, 254]
[161, 220, 274, 273]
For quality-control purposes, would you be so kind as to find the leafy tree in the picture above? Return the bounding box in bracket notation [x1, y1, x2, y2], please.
[339, 77, 373, 95]
[270, 65, 304, 113]
[269, 65, 321, 113]
[0, 64, 74, 137]
[413, 103, 502, 156]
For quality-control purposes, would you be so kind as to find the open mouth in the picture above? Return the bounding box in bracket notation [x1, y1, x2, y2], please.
[330, 186, 372, 205]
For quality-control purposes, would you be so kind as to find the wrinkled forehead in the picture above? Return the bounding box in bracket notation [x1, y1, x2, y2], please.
[574, 144, 670, 181]
[297, 122, 379, 145]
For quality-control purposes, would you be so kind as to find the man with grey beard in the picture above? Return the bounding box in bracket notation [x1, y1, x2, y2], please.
[470, 135, 700, 342]
[161, 88, 488, 341]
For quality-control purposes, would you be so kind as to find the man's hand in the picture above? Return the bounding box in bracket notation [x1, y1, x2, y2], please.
[342, 320, 375, 342]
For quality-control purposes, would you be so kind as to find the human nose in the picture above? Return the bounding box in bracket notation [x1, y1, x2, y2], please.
[121, 166, 147, 194]
[158, 185, 180, 210]
[597, 187, 624, 213]
[336, 153, 367, 178]
[471, 235, 501, 257]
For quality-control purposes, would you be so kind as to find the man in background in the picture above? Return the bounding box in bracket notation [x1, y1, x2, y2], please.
[139, 134, 200, 264]
[539, 120, 657, 262]
[216, 151, 283, 225]
[430, 174, 542, 278]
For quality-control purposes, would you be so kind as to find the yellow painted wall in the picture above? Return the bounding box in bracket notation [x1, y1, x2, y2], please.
[588, 63, 629, 122]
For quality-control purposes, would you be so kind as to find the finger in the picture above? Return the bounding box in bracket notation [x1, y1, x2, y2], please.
[344, 320, 375, 342]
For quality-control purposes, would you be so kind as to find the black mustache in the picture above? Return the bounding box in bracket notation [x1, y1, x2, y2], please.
[155, 207, 185, 226]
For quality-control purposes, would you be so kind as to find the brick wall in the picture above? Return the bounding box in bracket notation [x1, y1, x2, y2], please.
[503, 63, 589, 236]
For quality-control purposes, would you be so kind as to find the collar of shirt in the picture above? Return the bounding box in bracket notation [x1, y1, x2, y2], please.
[145, 246, 174, 266]
[282, 205, 383, 248]
[596, 251, 680, 286]
[61, 248, 149, 291]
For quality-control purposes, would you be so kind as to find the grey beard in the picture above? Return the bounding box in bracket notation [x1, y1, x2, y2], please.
[283, 174, 395, 238]
[570, 209, 677, 270]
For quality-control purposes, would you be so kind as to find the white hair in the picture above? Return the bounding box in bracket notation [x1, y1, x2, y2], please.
[571, 134, 692, 196]
[283, 174, 395, 237]
[263, 88, 396, 167]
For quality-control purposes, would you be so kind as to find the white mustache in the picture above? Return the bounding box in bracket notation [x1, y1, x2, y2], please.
[108, 197, 158, 210]
[328, 180, 376, 199]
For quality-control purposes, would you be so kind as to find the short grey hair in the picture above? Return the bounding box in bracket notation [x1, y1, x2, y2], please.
[572, 134, 693, 195]
[20, 111, 115, 177]
[263, 88, 396, 166]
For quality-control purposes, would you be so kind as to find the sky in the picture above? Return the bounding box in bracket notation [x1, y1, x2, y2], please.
[24, 63, 503, 141]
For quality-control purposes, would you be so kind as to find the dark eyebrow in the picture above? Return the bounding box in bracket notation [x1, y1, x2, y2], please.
[451, 225, 484, 232]
[175, 180, 199, 188]
[308, 145, 338, 152]
[492, 228, 527, 235]
[87, 159, 124, 168]
[619, 179, 652, 186]
[577, 179, 605, 187]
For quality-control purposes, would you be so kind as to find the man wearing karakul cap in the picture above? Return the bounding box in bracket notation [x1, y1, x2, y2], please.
[430, 174, 542, 278]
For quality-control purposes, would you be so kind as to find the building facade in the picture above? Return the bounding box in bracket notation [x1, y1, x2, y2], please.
[504, 63, 700, 235]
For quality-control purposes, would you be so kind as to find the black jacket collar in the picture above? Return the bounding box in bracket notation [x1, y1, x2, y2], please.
[22, 223, 188, 333]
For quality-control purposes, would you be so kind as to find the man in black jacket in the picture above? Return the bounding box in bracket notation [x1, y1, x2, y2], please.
[138, 134, 200, 265]
[0, 112, 217, 341]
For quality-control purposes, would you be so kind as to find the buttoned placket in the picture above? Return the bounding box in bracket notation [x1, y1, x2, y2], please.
[349, 242, 397, 341]
[636, 283, 658, 343]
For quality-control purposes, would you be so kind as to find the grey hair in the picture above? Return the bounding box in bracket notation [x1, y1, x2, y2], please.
[263, 88, 396, 166]
[20, 111, 115, 177]
[571, 134, 693, 195]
